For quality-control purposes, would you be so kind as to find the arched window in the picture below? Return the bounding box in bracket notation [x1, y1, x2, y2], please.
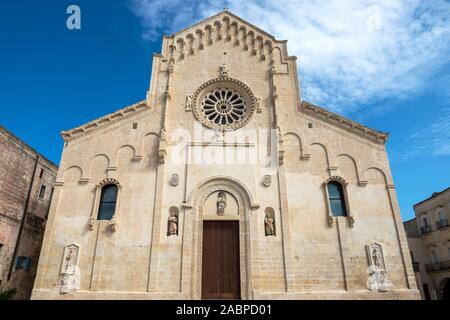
[327, 181, 347, 217]
[97, 184, 118, 220]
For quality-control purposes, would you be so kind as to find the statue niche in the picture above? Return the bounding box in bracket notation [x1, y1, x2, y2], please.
[216, 192, 227, 216]
[366, 243, 393, 292]
[264, 207, 276, 236]
[60, 243, 80, 294]
[167, 206, 179, 236]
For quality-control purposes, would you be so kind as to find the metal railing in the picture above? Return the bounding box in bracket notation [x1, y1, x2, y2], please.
[425, 260, 450, 272]
[420, 225, 433, 235]
[436, 219, 449, 230]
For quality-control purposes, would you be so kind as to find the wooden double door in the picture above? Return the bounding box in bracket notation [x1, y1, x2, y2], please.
[201, 221, 241, 300]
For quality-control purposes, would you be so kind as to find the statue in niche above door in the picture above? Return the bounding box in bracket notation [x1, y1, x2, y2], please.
[216, 192, 227, 216]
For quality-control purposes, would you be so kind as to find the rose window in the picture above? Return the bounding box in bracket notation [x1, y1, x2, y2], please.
[192, 78, 256, 131]
[201, 89, 247, 126]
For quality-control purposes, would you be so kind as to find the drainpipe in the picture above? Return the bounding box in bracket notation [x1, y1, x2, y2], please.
[7, 153, 40, 280]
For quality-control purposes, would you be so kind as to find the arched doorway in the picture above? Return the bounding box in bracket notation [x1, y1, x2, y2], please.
[186, 176, 258, 300]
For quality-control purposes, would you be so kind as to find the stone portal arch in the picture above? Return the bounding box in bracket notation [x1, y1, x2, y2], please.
[186, 176, 257, 300]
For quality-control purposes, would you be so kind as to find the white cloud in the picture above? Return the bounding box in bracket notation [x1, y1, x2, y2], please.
[129, 0, 450, 115]
[390, 107, 450, 162]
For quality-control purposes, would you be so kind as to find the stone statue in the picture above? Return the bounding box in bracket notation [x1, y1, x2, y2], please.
[167, 211, 178, 236]
[216, 192, 226, 215]
[65, 248, 77, 274]
[168, 59, 175, 74]
[160, 126, 166, 139]
[371, 247, 382, 268]
[219, 63, 229, 77]
[60, 244, 80, 294]
[185, 95, 193, 111]
[265, 214, 275, 236]
[255, 97, 262, 113]
[366, 243, 392, 292]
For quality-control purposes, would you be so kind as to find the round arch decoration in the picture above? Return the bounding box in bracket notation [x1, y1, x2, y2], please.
[186, 176, 258, 300]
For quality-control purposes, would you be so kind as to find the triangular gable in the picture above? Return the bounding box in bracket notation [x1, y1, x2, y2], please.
[171, 9, 281, 42]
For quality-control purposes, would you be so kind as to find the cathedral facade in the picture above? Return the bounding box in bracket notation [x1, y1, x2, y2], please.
[32, 10, 420, 300]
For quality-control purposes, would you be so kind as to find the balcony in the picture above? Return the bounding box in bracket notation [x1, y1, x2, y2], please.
[425, 260, 450, 272]
[412, 262, 420, 272]
[436, 219, 449, 230]
[420, 225, 433, 235]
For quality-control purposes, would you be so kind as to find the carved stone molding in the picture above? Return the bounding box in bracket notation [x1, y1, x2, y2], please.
[96, 177, 122, 189]
[263, 175, 272, 187]
[60, 243, 81, 294]
[366, 243, 393, 292]
[170, 174, 179, 187]
[302, 101, 388, 145]
[61, 101, 149, 142]
[326, 176, 348, 186]
[190, 182, 253, 300]
[89, 178, 123, 232]
[324, 176, 354, 227]
[171, 11, 275, 64]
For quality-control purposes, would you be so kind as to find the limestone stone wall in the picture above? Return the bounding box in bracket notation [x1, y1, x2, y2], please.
[31, 10, 419, 300]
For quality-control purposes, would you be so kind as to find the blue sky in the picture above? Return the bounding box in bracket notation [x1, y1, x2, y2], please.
[0, 1, 449, 221]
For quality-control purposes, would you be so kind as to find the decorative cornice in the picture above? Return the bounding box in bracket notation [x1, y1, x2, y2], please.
[301, 101, 389, 144]
[61, 100, 149, 142]
[171, 10, 279, 43]
[325, 176, 348, 186]
[96, 178, 122, 189]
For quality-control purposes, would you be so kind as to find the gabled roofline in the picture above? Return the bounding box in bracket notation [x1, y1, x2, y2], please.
[170, 9, 283, 42]
[301, 101, 389, 144]
[61, 100, 149, 142]
[413, 187, 450, 208]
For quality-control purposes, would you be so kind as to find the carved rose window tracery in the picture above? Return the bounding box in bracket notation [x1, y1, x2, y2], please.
[201, 88, 247, 127]
[192, 77, 256, 131]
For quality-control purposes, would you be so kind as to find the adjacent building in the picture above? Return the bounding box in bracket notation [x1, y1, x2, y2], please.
[0, 125, 58, 299]
[404, 188, 450, 300]
[32, 10, 419, 300]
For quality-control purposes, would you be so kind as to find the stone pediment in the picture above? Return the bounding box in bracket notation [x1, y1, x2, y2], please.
[165, 9, 291, 64]
[302, 101, 389, 144]
[61, 100, 149, 141]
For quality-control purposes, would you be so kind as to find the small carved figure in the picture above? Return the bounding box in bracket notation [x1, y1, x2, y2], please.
[265, 214, 275, 236]
[65, 248, 77, 274]
[170, 174, 179, 187]
[168, 59, 175, 74]
[263, 175, 271, 187]
[185, 95, 193, 111]
[219, 63, 229, 77]
[88, 217, 96, 230]
[371, 247, 382, 268]
[60, 245, 80, 294]
[366, 243, 392, 292]
[255, 97, 262, 113]
[160, 126, 166, 139]
[110, 219, 117, 232]
[216, 192, 227, 215]
[167, 211, 178, 236]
